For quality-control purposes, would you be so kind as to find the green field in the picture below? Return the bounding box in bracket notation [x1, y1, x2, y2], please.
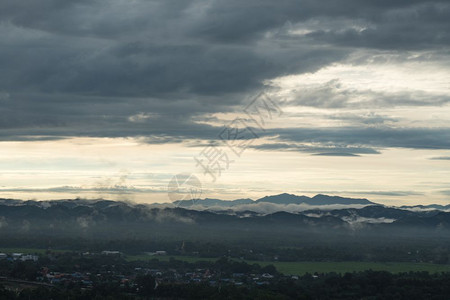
[126, 254, 450, 275]
[125, 254, 218, 263]
[263, 261, 450, 275]
[0, 248, 70, 255]
[3, 249, 450, 276]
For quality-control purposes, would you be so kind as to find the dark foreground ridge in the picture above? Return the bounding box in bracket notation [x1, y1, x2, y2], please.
[0, 196, 449, 249]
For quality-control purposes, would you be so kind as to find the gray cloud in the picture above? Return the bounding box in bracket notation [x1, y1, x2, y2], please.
[269, 127, 450, 150]
[0, 185, 165, 194]
[190, 0, 446, 45]
[327, 112, 399, 125]
[349, 191, 424, 197]
[285, 79, 450, 109]
[296, 190, 424, 197]
[302, 2, 450, 50]
[0, 0, 449, 150]
[312, 153, 361, 157]
[250, 143, 380, 156]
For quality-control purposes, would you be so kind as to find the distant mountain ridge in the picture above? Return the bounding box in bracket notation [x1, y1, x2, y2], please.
[174, 193, 376, 208]
[174, 198, 254, 208]
[400, 204, 450, 210]
[0, 198, 450, 240]
[256, 193, 374, 205]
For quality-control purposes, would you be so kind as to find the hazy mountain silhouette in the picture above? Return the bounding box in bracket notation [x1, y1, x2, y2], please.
[175, 193, 376, 207]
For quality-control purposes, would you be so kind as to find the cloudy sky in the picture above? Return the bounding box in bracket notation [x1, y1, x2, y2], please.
[1, 0, 449, 205]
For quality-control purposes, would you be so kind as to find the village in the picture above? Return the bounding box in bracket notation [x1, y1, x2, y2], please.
[0, 249, 284, 294]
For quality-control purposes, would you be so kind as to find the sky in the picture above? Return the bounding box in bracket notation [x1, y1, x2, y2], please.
[0, 0, 449, 205]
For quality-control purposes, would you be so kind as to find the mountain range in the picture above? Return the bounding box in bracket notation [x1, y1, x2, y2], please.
[174, 193, 376, 208]
[0, 194, 449, 236]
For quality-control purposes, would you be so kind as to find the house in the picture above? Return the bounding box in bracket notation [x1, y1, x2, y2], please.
[12, 253, 23, 260]
[102, 250, 121, 256]
[20, 254, 38, 262]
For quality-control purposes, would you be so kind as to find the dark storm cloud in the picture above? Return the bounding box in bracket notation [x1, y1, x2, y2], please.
[302, 2, 450, 50]
[0, 0, 348, 97]
[250, 125, 450, 154]
[268, 127, 450, 150]
[0, 34, 343, 97]
[3, 0, 438, 40]
[0, 0, 449, 146]
[190, 0, 446, 45]
[286, 80, 450, 109]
